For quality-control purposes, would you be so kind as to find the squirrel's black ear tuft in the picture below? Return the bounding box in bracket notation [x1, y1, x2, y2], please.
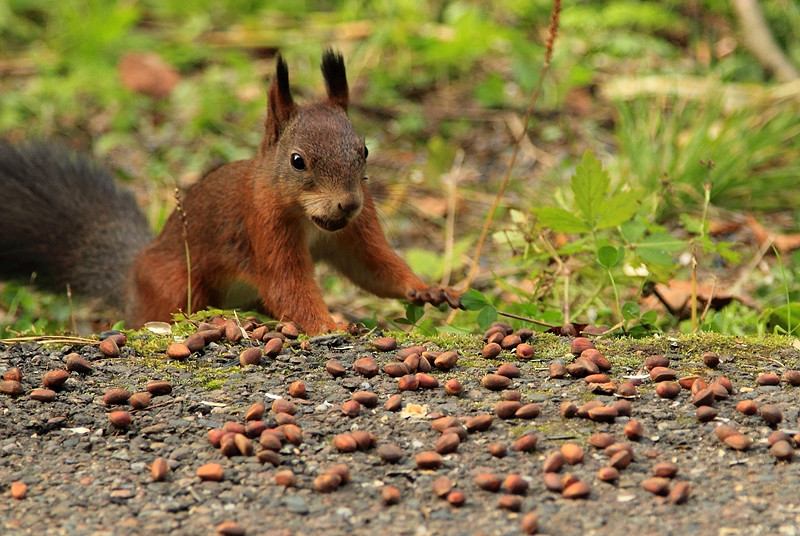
[321, 49, 349, 110]
[263, 54, 298, 149]
[275, 55, 291, 100]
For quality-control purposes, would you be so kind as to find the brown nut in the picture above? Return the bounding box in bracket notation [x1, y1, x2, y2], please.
[656, 381, 681, 399]
[398, 374, 419, 391]
[415, 451, 443, 470]
[108, 410, 131, 428]
[494, 400, 522, 419]
[42, 370, 70, 390]
[352, 391, 379, 407]
[238, 347, 262, 366]
[103, 388, 132, 405]
[166, 343, 190, 360]
[641, 477, 670, 496]
[481, 343, 502, 359]
[624, 420, 643, 440]
[482, 374, 511, 390]
[474, 473, 502, 492]
[274, 469, 295, 487]
[465, 414, 493, 432]
[561, 443, 584, 464]
[65, 355, 93, 374]
[129, 392, 151, 409]
[197, 463, 224, 481]
[385, 393, 403, 412]
[150, 457, 169, 482]
[145, 380, 172, 396]
[513, 433, 538, 452]
[434, 351, 458, 370]
[724, 434, 752, 451]
[373, 337, 398, 352]
[487, 442, 507, 458]
[444, 378, 463, 395]
[504, 473, 529, 495]
[325, 360, 346, 377]
[735, 399, 758, 415]
[354, 357, 379, 377]
[760, 404, 783, 425]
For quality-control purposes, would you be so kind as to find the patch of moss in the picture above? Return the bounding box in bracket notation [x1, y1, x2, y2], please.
[203, 379, 225, 390]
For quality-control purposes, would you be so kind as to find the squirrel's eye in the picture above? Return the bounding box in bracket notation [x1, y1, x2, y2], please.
[364, 146, 369, 160]
[291, 153, 306, 171]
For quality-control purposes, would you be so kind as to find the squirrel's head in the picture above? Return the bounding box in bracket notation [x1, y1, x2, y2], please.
[261, 50, 368, 232]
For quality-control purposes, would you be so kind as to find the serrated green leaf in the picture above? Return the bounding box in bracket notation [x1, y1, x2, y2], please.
[715, 241, 741, 264]
[679, 213, 703, 235]
[597, 245, 624, 269]
[477, 306, 498, 331]
[572, 151, 609, 228]
[461, 288, 490, 311]
[596, 190, 642, 229]
[535, 206, 589, 233]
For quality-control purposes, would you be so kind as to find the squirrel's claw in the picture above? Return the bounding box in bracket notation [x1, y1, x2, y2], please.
[407, 286, 463, 310]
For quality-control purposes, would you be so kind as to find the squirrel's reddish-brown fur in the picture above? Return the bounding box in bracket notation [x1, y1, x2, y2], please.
[0, 51, 461, 333]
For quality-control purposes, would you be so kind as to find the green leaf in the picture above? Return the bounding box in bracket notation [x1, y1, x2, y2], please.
[715, 241, 741, 264]
[597, 245, 624, 269]
[621, 301, 640, 320]
[535, 206, 589, 234]
[596, 190, 642, 229]
[620, 219, 647, 243]
[461, 288, 491, 311]
[641, 310, 658, 326]
[405, 303, 424, 324]
[678, 213, 703, 235]
[765, 303, 800, 335]
[635, 232, 686, 266]
[572, 151, 609, 229]
[477, 306, 498, 331]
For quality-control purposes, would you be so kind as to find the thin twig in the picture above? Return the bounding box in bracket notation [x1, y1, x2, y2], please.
[0, 335, 98, 345]
[445, 2, 562, 329]
[497, 310, 557, 329]
[174, 188, 192, 315]
[458, 0, 561, 294]
[697, 276, 717, 327]
[690, 254, 698, 333]
[66, 283, 77, 334]
[440, 149, 463, 287]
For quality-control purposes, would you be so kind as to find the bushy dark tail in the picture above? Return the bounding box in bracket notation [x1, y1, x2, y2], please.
[0, 141, 152, 310]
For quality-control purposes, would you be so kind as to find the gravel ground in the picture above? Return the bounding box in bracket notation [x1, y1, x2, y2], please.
[2, 319, 800, 536]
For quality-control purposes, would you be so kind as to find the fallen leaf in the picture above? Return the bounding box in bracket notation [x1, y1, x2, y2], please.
[118, 52, 180, 99]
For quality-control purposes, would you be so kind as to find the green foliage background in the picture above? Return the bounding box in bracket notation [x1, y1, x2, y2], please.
[1, 0, 799, 336]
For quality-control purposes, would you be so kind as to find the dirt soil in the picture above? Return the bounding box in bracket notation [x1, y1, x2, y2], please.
[1, 321, 800, 536]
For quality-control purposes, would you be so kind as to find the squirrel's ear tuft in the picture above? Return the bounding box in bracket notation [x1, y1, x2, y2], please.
[263, 54, 297, 148]
[321, 49, 349, 110]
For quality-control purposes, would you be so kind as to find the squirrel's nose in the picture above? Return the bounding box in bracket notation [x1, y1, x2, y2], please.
[338, 200, 361, 219]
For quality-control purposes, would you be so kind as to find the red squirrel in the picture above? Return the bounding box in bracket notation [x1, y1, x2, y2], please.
[0, 50, 461, 333]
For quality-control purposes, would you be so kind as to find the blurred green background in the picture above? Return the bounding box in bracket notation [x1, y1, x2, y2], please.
[1, 0, 799, 336]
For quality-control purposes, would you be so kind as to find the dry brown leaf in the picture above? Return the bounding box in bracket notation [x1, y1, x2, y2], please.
[746, 216, 800, 255]
[118, 52, 180, 99]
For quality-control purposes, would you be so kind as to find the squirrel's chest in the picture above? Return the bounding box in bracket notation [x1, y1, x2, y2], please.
[304, 220, 335, 261]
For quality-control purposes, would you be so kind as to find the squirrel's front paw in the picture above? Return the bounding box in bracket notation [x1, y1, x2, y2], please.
[407, 286, 463, 309]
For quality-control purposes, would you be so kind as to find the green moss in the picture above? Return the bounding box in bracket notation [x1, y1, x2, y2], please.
[203, 379, 225, 390]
